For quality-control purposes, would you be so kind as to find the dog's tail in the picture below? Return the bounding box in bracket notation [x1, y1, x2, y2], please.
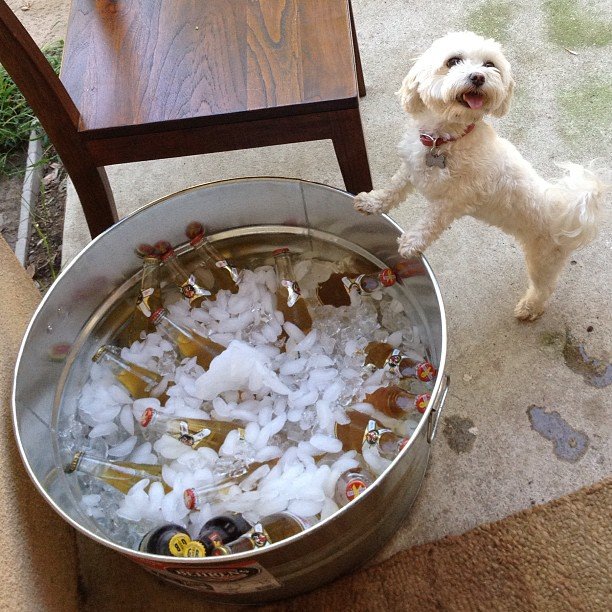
[546, 162, 608, 250]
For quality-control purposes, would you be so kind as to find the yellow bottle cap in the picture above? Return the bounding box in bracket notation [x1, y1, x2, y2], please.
[184, 541, 206, 557]
[168, 533, 191, 556]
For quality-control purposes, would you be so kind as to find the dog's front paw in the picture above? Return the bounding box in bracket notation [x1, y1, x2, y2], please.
[397, 231, 425, 258]
[353, 190, 388, 215]
[514, 297, 546, 321]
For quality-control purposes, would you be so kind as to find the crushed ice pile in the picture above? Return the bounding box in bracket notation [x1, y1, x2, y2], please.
[65, 258, 430, 547]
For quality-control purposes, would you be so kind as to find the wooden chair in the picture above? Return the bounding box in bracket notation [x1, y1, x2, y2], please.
[0, 0, 372, 238]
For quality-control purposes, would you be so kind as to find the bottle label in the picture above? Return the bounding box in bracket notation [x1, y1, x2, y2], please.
[180, 275, 212, 305]
[386, 349, 403, 369]
[140, 407, 155, 427]
[345, 477, 368, 502]
[363, 420, 393, 447]
[136, 287, 155, 318]
[416, 361, 437, 382]
[378, 268, 397, 287]
[281, 279, 301, 307]
[249, 524, 271, 548]
[177, 421, 211, 447]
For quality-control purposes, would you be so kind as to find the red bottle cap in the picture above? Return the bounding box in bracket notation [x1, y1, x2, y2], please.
[378, 268, 397, 287]
[415, 394, 431, 414]
[183, 488, 197, 510]
[159, 248, 176, 262]
[416, 361, 437, 382]
[135, 243, 155, 257]
[154, 241, 172, 257]
[149, 307, 166, 324]
[185, 221, 204, 240]
[272, 247, 290, 257]
[139, 407, 155, 427]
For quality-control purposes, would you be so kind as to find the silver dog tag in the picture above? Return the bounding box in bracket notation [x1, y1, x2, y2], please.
[426, 150, 446, 168]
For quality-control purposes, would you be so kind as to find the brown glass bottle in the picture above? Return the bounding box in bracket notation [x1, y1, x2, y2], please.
[211, 512, 312, 556]
[334, 411, 408, 459]
[92, 345, 168, 403]
[124, 256, 163, 346]
[363, 385, 420, 418]
[150, 307, 225, 369]
[64, 451, 169, 495]
[189, 231, 240, 294]
[194, 513, 252, 556]
[160, 248, 213, 307]
[273, 248, 312, 334]
[139, 524, 191, 556]
[364, 341, 437, 383]
[316, 268, 397, 307]
[139, 407, 241, 450]
[183, 457, 281, 510]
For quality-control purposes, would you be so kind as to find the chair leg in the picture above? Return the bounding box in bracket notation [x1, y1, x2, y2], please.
[330, 107, 373, 195]
[68, 164, 118, 238]
[348, 0, 366, 97]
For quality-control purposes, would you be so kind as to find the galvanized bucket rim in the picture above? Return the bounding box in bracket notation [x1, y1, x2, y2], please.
[12, 176, 447, 564]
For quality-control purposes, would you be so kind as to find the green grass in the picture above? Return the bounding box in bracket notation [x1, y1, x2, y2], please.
[465, 0, 514, 41]
[0, 40, 63, 177]
[544, 0, 612, 48]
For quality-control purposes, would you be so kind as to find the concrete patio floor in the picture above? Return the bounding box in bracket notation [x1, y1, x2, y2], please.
[17, 0, 611, 563]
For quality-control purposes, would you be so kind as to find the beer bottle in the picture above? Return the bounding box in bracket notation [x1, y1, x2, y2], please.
[64, 451, 170, 495]
[364, 341, 437, 383]
[139, 524, 191, 556]
[211, 512, 312, 556]
[187, 227, 240, 294]
[194, 513, 252, 556]
[92, 345, 168, 403]
[183, 457, 281, 510]
[149, 307, 225, 370]
[124, 256, 163, 346]
[362, 385, 421, 418]
[160, 247, 213, 307]
[334, 411, 409, 459]
[316, 268, 397, 307]
[273, 248, 312, 334]
[139, 407, 241, 451]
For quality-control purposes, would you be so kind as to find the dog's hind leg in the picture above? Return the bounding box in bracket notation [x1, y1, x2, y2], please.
[514, 239, 570, 321]
[354, 163, 414, 215]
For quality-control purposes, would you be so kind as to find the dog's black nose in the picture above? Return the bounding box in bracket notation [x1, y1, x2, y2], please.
[469, 72, 485, 87]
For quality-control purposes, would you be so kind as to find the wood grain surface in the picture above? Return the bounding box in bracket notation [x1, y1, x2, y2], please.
[61, 0, 358, 133]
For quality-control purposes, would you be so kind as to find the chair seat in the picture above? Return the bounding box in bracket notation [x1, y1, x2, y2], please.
[61, 0, 358, 136]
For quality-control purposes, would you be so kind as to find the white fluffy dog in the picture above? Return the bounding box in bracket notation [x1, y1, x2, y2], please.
[354, 31, 606, 320]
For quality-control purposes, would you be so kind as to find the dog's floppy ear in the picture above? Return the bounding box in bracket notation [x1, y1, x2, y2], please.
[396, 66, 425, 115]
[491, 75, 515, 117]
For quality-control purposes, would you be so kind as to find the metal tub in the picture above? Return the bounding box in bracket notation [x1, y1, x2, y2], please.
[13, 178, 448, 603]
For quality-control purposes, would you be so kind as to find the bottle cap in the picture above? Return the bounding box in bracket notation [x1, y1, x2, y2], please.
[135, 243, 155, 257]
[64, 451, 84, 474]
[149, 307, 167, 324]
[416, 361, 437, 382]
[139, 407, 156, 427]
[159, 248, 175, 262]
[142, 255, 160, 264]
[272, 247, 290, 257]
[185, 221, 204, 240]
[183, 488, 197, 510]
[154, 241, 172, 257]
[168, 532, 191, 557]
[415, 394, 431, 414]
[184, 541, 207, 557]
[378, 268, 397, 287]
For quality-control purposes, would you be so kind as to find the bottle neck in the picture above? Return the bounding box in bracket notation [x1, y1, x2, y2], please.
[140, 257, 161, 289]
[94, 346, 158, 386]
[153, 311, 194, 343]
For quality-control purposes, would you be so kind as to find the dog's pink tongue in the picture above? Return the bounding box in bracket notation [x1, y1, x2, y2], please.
[463, 93, 484, 109]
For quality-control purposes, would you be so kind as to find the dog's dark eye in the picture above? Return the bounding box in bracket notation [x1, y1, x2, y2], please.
[446, 57, 462, 68]
[483, 61, 495, 68]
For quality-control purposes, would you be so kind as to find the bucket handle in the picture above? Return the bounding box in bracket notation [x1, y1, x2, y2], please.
[427, 374, 449, 443]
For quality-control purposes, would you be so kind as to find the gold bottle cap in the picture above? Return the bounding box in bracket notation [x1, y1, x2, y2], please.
[184, 541, 206, 557]
[168, 532, 191, 557]
[64, 451, 84, 474]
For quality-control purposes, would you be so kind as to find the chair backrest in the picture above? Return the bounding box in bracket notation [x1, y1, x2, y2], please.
[0, 1, 118, 237]
[0, 1, 80, 145]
